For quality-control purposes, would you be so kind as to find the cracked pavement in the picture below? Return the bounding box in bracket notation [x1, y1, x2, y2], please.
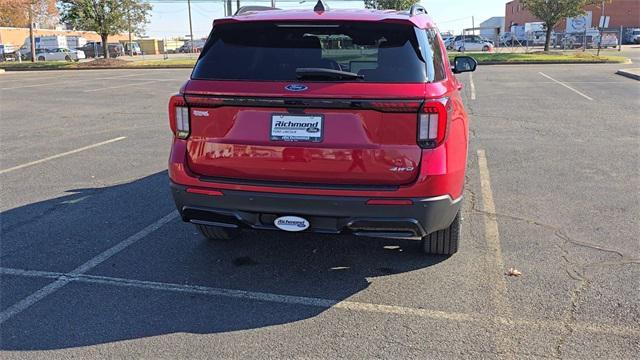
[1, 65, 639, 359]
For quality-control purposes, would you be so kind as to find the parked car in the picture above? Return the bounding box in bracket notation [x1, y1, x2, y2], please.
[18, 48, 49, 61]
[123, 42, 142, 55]
[168, 3, 477, 255]
[624, 28, 640, 44]
[454, 36, 494, 52]
[32, 47, 86, 62]
[597, 33, 619, 48]
[178, 39, 206, 53]
[500, 32, 515, 45]
[77, 42, 124, 58]
[0, 44, 17, 61]
[557, 30, 618, 49]
[442, 35, 454, 49]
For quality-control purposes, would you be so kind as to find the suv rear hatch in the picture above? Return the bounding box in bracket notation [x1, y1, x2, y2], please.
[179, 20, 442, 186]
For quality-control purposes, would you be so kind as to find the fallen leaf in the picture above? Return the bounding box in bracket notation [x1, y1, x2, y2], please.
[506, 268, 522, 277]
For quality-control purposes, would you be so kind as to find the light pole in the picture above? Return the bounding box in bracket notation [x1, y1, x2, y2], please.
[28, 1, 35, 62]
[187, 0, 194, 53]
[597, 0, 605, 56]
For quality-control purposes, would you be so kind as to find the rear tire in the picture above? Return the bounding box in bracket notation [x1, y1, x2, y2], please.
[195, 224, 238, 241]
[65, 55, 71, 61]
[421, 211, 460, 255]
[37, 56, 45, 61]
[482, 45, 490, 52]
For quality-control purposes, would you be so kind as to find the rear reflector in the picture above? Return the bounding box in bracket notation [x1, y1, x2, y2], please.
[186, 188, 224, 196]
[366, 199, 413, 206]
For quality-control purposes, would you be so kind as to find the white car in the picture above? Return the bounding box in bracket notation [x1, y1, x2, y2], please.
[36, 48, 86, 62]
[454, 37, 493, 52]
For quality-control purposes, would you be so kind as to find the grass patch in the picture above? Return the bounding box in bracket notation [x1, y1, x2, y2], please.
[448, 51, 628, 64]
[0, 57, 197, 70]
[128, 58, 196, 67]
[0, 61, 76, 70]
[2, 51, 628, 71]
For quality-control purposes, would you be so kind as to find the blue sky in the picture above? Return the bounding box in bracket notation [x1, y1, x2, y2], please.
[146, 0, 507, 39]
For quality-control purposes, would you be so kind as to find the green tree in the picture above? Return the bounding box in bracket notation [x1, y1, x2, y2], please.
[364, 0, 416, 10]
[521, 0, 596, 51]
[59, 0, 151, 59]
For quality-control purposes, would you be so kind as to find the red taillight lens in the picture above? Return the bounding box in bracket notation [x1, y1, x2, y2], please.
[418, 98, 450, 148]
[169, 94, 189, 139]
[368, 100, 422, 113]
[184, 95, 225, 108]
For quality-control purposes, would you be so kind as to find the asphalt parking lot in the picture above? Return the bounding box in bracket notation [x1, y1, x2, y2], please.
[0, 64, 638, 359]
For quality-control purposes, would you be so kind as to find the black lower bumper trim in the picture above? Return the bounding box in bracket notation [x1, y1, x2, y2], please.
[171, 183, 461, 240]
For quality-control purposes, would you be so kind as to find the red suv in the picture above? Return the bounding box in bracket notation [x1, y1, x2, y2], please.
[169, 2, 477, 255]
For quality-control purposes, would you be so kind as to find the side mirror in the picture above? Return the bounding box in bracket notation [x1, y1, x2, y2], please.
[452, 56, 478, 74]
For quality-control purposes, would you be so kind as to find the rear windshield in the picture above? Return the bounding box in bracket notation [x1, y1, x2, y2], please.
[192, 21, 444, 83]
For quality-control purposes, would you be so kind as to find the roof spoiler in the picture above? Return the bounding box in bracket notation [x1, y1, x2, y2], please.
[234, 6, 280, 16]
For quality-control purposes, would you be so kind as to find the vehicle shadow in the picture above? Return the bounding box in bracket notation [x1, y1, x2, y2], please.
[0, 171, 447, 350]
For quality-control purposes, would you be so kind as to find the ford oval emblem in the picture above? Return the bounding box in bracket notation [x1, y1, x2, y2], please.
[285, 84, 308, 92]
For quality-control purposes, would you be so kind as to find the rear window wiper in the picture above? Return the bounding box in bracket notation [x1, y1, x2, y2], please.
[296, 68, 364, 80]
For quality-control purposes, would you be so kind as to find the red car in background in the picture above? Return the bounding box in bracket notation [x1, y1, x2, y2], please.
[168, 1, 477, 255]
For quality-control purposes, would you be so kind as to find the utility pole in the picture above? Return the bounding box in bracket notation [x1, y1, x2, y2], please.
[226, 0, 232, 16]
[471, 16, 475, 36]
[271, 0, 276, 7]
[28, 1, 35, 62]
[127, 1, 133, 57]
[597, 0, 605, 56]
[237, 0, 240, 13]
[187, 0, 194, 53]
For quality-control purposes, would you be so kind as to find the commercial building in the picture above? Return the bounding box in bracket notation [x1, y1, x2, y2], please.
[479, 17, 506, 42]
[505, 0, 640, 31]
[0, 27, 128, 49]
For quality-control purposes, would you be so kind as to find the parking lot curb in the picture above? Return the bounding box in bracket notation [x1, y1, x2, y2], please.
[615, 68, 640, 81]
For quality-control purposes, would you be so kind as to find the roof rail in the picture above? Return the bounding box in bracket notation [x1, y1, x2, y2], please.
[234, 6, 280, 16]
[409, 4, 428, 16]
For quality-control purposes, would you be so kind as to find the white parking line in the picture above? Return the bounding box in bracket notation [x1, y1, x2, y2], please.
[0, 81, 66, 90]
[477, 149, 515, 358]
[1, 265, 638, 337]
[84, 80, 162, 93]
[539, 72, 594, 101]
[0, 73, 149, 90]
[0, 211, 178, 325]
[469, 72, 476, 100]
[0, 136, 126, 175]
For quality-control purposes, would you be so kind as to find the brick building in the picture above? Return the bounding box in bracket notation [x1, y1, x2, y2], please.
[0, 27, 128, 48]
[505, 0, 640, 31]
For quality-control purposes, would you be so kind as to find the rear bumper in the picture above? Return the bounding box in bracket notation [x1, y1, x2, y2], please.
[171, 182, 461, 240]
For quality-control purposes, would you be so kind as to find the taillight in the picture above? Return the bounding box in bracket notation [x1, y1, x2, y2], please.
[169, 95, 189, 139]
[418, 98, 450, 149]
